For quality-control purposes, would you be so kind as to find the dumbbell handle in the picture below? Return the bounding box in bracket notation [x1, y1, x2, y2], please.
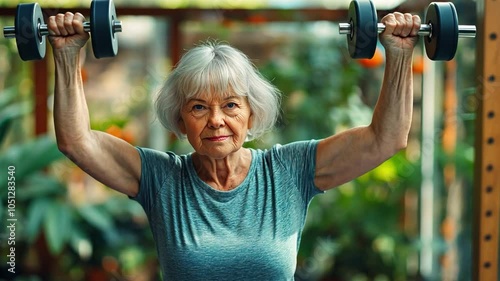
[3, 21, 122, 38]
[339, 23, 476, 38]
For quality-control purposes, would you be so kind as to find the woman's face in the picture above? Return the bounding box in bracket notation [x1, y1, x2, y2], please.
[179, 93, 253, 159]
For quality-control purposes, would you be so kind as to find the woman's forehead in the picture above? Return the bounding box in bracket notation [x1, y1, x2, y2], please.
[186, 92, 247, 103]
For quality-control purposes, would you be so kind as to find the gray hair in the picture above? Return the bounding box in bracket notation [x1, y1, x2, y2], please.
[154, 41, 281, 140]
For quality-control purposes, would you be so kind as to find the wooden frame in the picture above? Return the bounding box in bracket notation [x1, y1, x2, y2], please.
[474, 0, 500, 280]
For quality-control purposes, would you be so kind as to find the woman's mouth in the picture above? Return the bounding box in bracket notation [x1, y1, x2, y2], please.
[205, 136, 230, 142]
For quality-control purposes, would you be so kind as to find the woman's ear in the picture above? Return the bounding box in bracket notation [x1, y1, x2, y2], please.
[248, 112, 253, 130]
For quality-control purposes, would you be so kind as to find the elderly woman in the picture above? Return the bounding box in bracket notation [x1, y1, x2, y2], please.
[49, 10, 420, 281]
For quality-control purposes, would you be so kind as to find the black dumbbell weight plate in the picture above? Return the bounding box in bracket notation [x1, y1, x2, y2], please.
[90, 0, 118, 58]
[425, 3, 459, 61]
[348, 0, 378, 59]
[15, 3, 46, 61]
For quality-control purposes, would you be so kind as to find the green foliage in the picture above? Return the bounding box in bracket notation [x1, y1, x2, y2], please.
[0, 135, 64, 188]
[0, 88, 155, 280]
[0, 88, 31, 144]
[259, 29, 421, 280]
[260, 36, 365, 142]
[299, 152, 421, 280]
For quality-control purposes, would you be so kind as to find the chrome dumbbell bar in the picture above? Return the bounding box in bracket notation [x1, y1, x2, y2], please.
[3, 21, 122, 39]
[338, 22, 476, 39]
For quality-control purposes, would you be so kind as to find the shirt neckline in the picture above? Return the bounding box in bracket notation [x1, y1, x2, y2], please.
[186, 148, 257, 200]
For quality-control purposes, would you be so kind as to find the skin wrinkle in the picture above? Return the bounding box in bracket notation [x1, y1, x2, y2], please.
[156, 42, 280, 141]
[368, 12, 418, 152]
[53, 50, 89, 148]
[373, 49, 414, 149]
[180, 94, 253, 191]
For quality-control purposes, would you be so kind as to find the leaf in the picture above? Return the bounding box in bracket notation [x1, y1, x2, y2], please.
[44, 202, 72, 255]
[69, 225, 93, 259]
[58, 203, 73, 249]
[25, 198, 51, 243]
[77, 204, 114, 232]
[17, 174, 66, 201]
[0, 101, 32, 145]
[0, 134, 64, 188]
[0, 197, 3, 222]
[0, 87, 18, 110]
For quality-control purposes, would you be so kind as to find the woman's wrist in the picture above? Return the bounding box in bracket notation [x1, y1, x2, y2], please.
[385, 48, 413, 61]
[53, 47, 82, 61]
[53, 48, 82, 72]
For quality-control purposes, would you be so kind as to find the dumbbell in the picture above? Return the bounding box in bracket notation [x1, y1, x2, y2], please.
[3, 0, 122, 61]
[338, 0, 476, 61]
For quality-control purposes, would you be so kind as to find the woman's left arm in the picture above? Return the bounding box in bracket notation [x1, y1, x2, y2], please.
[314, 13, 421, 191]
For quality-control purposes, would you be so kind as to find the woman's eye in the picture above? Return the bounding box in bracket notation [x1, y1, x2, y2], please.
[193, 104, 205, 111]
[226, 102, 237, 109]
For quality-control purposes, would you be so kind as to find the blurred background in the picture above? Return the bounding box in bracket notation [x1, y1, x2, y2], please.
[0, 0, 481, 280]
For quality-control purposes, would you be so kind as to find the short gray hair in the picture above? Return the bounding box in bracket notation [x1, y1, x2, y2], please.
[154, 41, 281, 140]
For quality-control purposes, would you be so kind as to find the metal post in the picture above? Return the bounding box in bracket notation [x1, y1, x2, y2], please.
[420, 49, 438, 279]
[474, 0, 500, 280]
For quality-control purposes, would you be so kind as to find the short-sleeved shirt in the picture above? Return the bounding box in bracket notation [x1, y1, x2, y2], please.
[131, 140, 324, 280]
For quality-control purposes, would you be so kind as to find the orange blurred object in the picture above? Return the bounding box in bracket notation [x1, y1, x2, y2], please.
[81, 67, 88, 83]
[221, 18, 234, 28]
[105, 125, 135, 144]
[358, 47, 384, 68]
[102, 256, 120, 273]
[441, 217, 455, 241]
[105, 125, 122, 138]
[121, 131, 135, 144]
[247, 14, 267, 24]
[412, 55, 425, 74]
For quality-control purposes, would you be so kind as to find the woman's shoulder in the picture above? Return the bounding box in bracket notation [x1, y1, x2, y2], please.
[251, 139, 320, 155]
[247, 139, 320, 168]
[135, 146, 191, 169]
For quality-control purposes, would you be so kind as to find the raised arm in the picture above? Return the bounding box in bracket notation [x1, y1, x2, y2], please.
[49, 12, 141, 197]
[314, 12, 421, 191]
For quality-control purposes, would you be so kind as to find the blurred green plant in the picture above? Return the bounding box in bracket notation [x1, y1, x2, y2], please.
[259, 31, 423, 281]
[0, 88, 31, 145]
[0, 88, 157, 280]
[257, 23, 477, 280]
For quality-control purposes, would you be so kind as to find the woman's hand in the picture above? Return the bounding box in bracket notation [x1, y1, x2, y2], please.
[47, 12, 90, 52]
[379, 12, 421, 56]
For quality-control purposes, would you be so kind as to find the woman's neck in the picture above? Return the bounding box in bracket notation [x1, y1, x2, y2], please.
[192, 148, 252, 191]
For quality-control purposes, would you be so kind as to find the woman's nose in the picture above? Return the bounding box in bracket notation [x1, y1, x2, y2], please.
[207, 108, 225, 129]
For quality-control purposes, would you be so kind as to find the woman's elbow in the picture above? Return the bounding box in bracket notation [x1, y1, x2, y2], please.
[396, 136, 408, 150]
[56, 135, 88, 159]
[379, 136, 408, 159]
[57, 140, 75, 158]
[373, 129, 408, 157]
[390, 136, 408, 155]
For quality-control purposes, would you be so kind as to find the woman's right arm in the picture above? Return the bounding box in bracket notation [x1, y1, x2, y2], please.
[49, 12, 141, 197]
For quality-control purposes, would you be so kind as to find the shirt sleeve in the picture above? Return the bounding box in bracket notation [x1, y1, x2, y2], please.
[130, 147, 178, 216]
[271, 140, 324, 204]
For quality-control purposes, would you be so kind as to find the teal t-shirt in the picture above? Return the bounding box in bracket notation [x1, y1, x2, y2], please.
[132, 140, 324, 280]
